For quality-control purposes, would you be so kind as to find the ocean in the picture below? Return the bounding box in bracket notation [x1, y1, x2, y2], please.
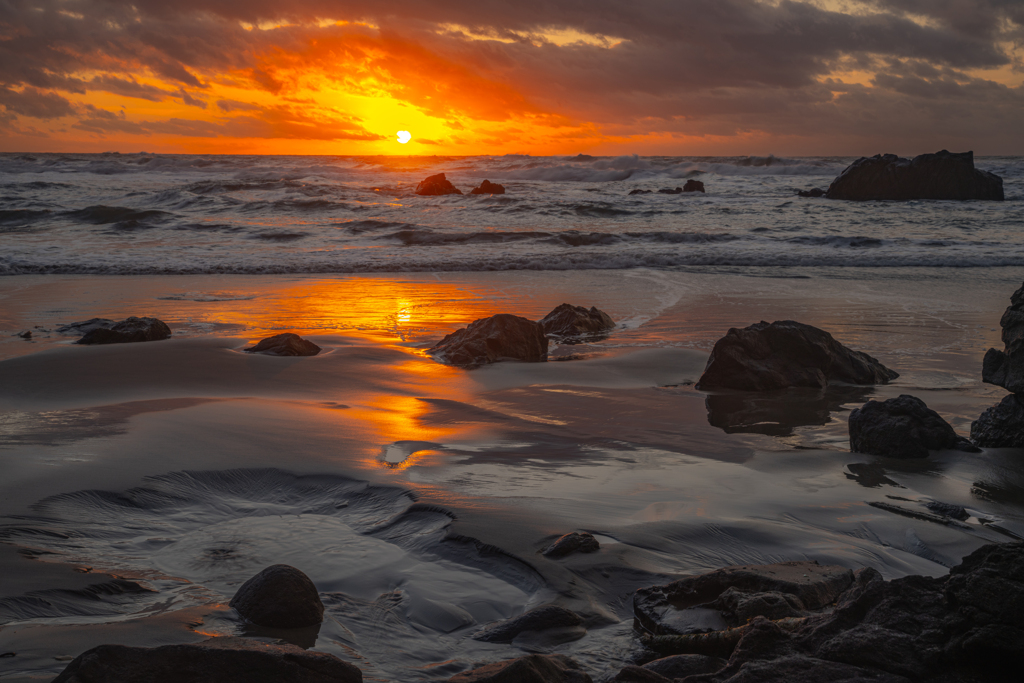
[1, 153, 1021, 275]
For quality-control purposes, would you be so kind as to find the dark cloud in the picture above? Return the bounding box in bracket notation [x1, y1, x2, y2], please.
[0, 86, 76, 119]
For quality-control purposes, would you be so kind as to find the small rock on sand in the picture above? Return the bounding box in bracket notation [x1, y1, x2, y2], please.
[229, 564, 324, 628]
[243, 333, 321, 357]
[542, 532, 600, 558]
[77, 317, 171, 345]
[473, 604, 584, 643]
[427, 314, 548, 368]
[539, 304, 615, 338]
[849, 394, 978, 458]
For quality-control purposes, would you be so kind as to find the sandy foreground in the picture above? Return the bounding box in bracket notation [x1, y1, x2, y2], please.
[1, 267, 1023, 681]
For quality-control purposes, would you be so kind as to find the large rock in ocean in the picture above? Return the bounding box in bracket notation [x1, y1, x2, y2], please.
[52, 637, 362, 683]
[695, 320, 898, 392]
[244, 333, 321, 357]
[471, 179, 505, 194]
[229, 564, 324, 628]
[539, 304, 615, 338]
[449, 654, 592, 683]
[849, 394, 978, 458]
[76, 316, 171, 345]
[427, 314, 548, 368]
[982, 281, 1024, 394]
[683, 179, 705, 193]
[415, 173, 462, 195]
[825, 150, 1004, 201]
[971, 393, 1024, 448]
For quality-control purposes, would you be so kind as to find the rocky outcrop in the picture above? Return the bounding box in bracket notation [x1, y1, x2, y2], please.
[634, 560, 854, 637]
[695, 320, 898, 392]
[539, 304, 615, 339]
[229, 564, 324, 629]
[244, 333, 321, 357]
[825, 150, 1004, 201]
[973, 281, 1024, 448]
[427, 314, 548, 368]
[981, 281, 1024, 393]
[683, 179, 705, 193]
[415, 173, 462, 196]
[971, 393, 1024, 448]
[76, 317, 171, 345]
[542, 532, 600, 558]
[630, 542, 1024, 683]
[849, 394, 979, 458]
[52, 637, 362, 683]
[473, 604, 584, 643]
[471, 180, 505, 194]
[449, 654, 592, 683]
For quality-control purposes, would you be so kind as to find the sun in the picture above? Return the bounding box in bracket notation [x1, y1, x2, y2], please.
[397, 131, 412, 144]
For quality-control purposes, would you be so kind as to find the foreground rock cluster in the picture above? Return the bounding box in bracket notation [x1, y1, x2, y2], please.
[974, 281, 1024, 447]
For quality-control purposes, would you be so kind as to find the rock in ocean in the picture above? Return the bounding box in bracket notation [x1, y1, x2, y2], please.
[427, 314, 548, 368]
[849, 394, 978, 459]
[824, 150, 1003, 201]
[229, 564, 324, 629]
[470, 179, 505, 194]
[695, 320, 898, 392]
[415, 173, 462, 195]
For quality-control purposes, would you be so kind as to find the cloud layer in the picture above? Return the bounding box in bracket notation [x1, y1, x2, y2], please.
[1, 0, 1021, 153]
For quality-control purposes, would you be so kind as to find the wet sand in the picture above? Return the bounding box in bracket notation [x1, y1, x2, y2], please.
[1, 267, 1023, 681]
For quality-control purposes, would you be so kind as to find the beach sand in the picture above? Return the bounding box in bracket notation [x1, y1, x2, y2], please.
[2, 267, 1023, 681]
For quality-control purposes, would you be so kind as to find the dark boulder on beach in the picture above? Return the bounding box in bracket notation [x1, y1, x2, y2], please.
[427, 314, 548, 368]
[631, 542, 1024, 682]
[229, 564, 324, 628]
[52, 636, 361, 683]
[543, 531, 600, 558]
[628, 189, 652, 195]
[971, 393, 1024, 448]
[849, 394, 979, 458]
[695, 320, 898, 392]
[539, 304, 615, 339]
[473, 604, 584, 643]
[471, 179, 505, 194]
[57, 318, 116, 336]
[76, 316, 171, 345]
[634, 560, 853, 637]
[244, 333, 321, 357]
[981, 281, 1024, 394]
[415, 173, 462, 195]
[824, 150, 1004, 201]
[797, 187, 825, 198]
[449, 653, 592, 683]
[683, 179, 705, 193]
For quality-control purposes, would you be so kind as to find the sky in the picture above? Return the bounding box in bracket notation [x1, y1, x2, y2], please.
[1, 0, 1022, 155]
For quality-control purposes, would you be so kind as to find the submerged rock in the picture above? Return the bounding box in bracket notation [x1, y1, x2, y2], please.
[981, 281, 1024, 393]
[471, 179, 505, 194]
[52, 636, 361, 683]
[415, 173, 462, 196]
[473, 604, 584, 643]
[634, 560, 853, 636]
[77, 316, 171, 345]
[244, 333, 321, 357]
[229, 564, 324, 628]
[449, 653, 592, 683]
[683, 179, 705, 193]
[539, 304, 615, 338]
[658, 187, 683, 194]
[16, 330, 31, 339]
[971, 393, 1024, 448]
[825, 150, 1004, 201]
[427, 314, 548, 368]
[797, 187, 825, 198]
[628, 189, 652, 195]
[695, 320, 898, 392]
[849, 394, 979, 459]
[542, 531, 600, 558]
